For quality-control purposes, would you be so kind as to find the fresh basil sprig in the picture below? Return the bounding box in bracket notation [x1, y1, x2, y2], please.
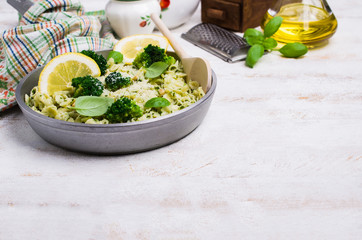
[70, 96, 114, 117]
[279, 42, 308, 58]
[144, 97, 170, 108]
[107, 51, 123, 64]
[263, 38, 278, 50]
[246, 44, 265, 68]
[145, 62, 169, 78]
[263, 16, 283, 38]
[244, 29, 264, 46]
[244, 16, 308, 68]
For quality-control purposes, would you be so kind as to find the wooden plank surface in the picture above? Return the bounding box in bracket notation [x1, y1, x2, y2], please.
[1, 0, 362, 239]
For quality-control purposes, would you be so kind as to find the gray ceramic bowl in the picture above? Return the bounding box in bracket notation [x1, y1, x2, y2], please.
[15, 50, 216, 155]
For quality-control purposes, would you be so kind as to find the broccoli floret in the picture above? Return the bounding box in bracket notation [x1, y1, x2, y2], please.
[105, 97, 143, 123]
[71, 76, 104, 97]
[81, 50, 107, 75]
[133, 44, 175, 69]
[105, 72, 131, 91]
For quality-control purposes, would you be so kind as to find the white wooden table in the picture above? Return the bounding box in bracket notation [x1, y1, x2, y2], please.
[1, 0, 362, 239]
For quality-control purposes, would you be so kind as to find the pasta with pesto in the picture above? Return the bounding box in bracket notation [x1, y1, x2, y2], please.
[25, 57, 205, 124]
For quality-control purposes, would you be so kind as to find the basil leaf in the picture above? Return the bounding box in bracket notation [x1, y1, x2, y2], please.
[107, 51, 123, 64]
[264, 16, 283, 38]
[144, 97, 170, 108]
[70, 96, 114, 117]
[244, 28, 264, 39]
[263, 38, 278, 50]
[246, 44, 265, 68]
[279, 42, 308, 58]
[243, 28, 264, 46]
[145, 62, 169, 78]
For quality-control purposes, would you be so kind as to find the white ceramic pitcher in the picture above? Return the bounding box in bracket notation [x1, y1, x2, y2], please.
[105, 0, 161, 38]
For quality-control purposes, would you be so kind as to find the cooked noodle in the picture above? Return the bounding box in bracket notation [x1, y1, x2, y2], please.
[25, 57, 204, 124]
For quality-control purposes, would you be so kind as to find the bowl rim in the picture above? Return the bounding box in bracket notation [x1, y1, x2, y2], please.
[15, 52, 217, 131]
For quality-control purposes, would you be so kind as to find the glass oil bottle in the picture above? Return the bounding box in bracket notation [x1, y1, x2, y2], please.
[261, 0, 338, 48]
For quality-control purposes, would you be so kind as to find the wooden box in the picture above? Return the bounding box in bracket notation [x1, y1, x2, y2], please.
[201, 0, 276, 32]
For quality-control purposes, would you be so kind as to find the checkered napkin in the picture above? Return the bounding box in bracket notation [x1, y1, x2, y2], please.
[0, 0, 116, 111]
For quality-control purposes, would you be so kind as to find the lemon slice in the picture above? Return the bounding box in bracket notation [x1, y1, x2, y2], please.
[113, 34, 169, 64]
[38, 52, 101, 95]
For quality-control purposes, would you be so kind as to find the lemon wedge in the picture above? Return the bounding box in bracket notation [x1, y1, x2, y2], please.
[38, 52, 101, 95]
[113, 34, 169, 64]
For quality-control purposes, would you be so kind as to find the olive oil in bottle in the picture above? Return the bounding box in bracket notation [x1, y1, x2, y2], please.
[261, 1, 338, 48]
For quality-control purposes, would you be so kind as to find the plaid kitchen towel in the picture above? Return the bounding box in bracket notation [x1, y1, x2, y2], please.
[0, 0, 116, 111]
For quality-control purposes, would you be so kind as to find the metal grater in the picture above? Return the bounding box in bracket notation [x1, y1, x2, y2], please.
[181, 23, 250, 63]
[7, 0, 34, 15]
